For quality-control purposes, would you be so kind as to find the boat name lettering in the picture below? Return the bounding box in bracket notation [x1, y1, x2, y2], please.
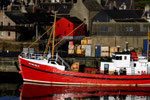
[28, 63, 40, 67]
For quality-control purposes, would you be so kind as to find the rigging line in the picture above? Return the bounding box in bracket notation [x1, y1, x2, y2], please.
[42, 26, 54, 60]
[19, 25, 53, 56]
[54, 22, 85, 48]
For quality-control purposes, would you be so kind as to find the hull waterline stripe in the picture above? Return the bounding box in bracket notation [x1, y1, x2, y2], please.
[21, 64, 150, 81]
[24, 79, 136, 86]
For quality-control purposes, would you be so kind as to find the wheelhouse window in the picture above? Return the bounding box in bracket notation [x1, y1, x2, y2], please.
[134, 63, 136, 67]
[104, 64, 109, 69]
[115, 56, 122, 60]
[124, 56, 127, 60]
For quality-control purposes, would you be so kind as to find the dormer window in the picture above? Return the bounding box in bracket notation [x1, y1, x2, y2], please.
[121, 2, 127, 10]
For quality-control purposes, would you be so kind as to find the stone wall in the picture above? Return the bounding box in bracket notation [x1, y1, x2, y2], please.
[0, 58, 18, 72]
[0, 41, 39, 52]
[90, 36, 147, 56]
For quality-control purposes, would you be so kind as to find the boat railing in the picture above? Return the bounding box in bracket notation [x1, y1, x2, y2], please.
[21, 53, 44, 60]
[138, 56, 147, 60]
[55, 54, 70, 71]
[21, 53, 70, 70]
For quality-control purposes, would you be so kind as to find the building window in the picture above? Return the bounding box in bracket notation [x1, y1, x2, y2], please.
[64, 31, 66, 35]
[8, 32, 10, 36]
[8, 22, 10, 26]
[1, 32, 3, 36]
[57, 24, 59, 27]
[1, 22, 3, 26]
[116, 56, 122, 60]
[101, 26, 108, 32]
[104, 64, 109, 69]
[126, 27, 133, 32]
[68, 24, 70, 27]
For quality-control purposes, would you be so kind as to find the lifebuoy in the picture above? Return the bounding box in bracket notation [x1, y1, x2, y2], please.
[71, 62, 79, 72]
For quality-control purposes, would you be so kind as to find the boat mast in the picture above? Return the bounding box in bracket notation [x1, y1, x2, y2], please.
[147, 27, 150, 61]
[52, 12, 56, 58]
[42, 12, 56, 59]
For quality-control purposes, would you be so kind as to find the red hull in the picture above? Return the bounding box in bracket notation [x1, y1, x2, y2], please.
[18, 56, 150, 86]
[20, 82, 150, 100]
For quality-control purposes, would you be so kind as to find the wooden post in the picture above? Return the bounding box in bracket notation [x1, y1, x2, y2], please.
[36, 23, 38, 40]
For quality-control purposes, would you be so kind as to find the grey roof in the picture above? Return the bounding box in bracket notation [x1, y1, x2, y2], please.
[103, 0, 134, 9]
[105, 10, 144, 19]
[64, 17, 83, 24]
[83, 0, 102, 11]
[93, 10, 147, 22]
[40, 3, 72, 14]
[0, 0, 10, 7]
[5, 12, 53, 25]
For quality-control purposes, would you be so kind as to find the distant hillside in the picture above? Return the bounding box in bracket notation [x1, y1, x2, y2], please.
[134, 0, 150, 9]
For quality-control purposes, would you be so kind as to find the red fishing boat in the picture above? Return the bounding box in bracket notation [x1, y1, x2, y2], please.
[20, 82, 150, 100]
[18, 12, 150, 86]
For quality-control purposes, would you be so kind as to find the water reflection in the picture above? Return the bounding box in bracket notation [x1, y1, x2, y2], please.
[0, 83, 20, 100]
[20, 82, 150, 100]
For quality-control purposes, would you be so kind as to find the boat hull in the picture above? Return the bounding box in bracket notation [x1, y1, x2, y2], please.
[18, 56, 150, 86]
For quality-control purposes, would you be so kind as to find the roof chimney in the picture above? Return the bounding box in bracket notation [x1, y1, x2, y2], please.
[29, 0, 35, 6]
[32, 5, 36, 13]
[71, 0, 73, 4]
[113, 0, 117, 8]
[145, 4, 150, 12]
[45, 0, 49, 3]
[7, 5, 12, 11]
[40, 0, 43, 3]
[76, 0, 83, 4]
[96, 0, 101, 4]
[24, 0, 28, 5]
[21, 5, 27, 13]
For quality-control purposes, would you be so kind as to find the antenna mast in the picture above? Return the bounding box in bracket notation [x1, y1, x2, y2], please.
[147, 27, 150, 61]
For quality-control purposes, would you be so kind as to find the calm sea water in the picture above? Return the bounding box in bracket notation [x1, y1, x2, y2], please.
[1, 73, 150, 100]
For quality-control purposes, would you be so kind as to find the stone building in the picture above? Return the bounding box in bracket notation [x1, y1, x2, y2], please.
[69, 0, 135, 35]
[89, 9, 150, 56]
[0, 10, 16, 41]
[69, 0, 102, 35]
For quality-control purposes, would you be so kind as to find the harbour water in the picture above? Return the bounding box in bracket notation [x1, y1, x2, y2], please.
[1, 73, 150, 100]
